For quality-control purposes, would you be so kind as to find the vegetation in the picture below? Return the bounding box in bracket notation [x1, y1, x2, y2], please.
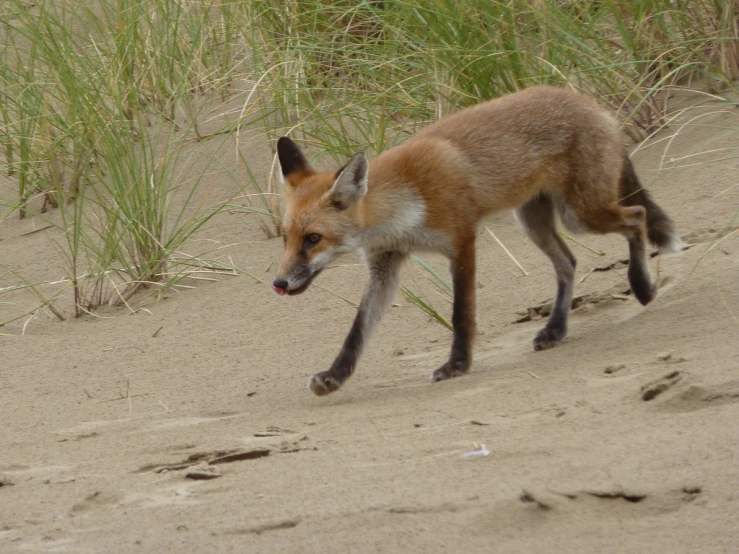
[1, 0, 737, 326]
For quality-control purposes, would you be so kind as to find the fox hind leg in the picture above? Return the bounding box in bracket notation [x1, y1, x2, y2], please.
[622, 206, 657, 305]
[516, 194, 577, 351]
[573, 202, 656, 306]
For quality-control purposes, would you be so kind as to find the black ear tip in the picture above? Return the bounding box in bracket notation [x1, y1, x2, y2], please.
[353, 152, 368, 171]
[277, 136, 294, 149]
[346, 152, 367, 166]
[277, 136, 310, 176]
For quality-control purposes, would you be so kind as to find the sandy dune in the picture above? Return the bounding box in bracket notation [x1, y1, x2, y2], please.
[1, 92, 738, 553]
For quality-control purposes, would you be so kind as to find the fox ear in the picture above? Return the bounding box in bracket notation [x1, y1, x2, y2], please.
[329, 153, 368, 210]
[277, 137, 312, 183]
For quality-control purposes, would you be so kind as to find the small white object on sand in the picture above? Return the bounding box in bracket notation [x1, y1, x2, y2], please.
[461, 443, 490, 459]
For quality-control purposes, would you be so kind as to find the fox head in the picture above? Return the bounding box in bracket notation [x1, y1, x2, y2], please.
[272, 137, 368, 296]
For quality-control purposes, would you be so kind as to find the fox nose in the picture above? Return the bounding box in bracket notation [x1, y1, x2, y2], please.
[272, 278, 289, 296]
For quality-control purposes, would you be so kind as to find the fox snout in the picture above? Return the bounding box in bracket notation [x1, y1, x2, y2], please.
[272, 278, 289, 295]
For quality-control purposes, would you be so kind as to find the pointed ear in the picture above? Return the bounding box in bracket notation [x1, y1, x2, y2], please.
[329, 153, 368, 210]
[277, 137, 313, 183]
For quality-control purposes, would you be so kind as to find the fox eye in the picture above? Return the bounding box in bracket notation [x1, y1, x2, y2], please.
[304, 233, 322, 247]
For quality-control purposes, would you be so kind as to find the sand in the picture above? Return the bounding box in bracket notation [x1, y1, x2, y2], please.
[1, 91, 738, 553]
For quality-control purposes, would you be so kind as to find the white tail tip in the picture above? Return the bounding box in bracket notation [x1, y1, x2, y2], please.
[659, 233, 685, 255]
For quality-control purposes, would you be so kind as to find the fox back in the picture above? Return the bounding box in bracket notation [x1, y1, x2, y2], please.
[371, 86, 624, 233]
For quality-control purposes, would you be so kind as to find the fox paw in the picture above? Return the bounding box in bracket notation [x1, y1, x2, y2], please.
[632, 279, 657, 306]
[431, 360, 469, 382]
[533, 326, 566, 351]
[309, 372, 342, 396]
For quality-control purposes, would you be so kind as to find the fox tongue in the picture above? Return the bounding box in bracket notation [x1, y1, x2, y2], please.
[272, 284, 288, 296]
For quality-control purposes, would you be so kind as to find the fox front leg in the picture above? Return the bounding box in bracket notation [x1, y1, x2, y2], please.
[431, 238, 477, 382]
[309, 250, 406, 396]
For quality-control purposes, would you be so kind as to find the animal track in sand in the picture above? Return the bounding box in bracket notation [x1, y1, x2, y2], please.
[514, 250, 682, 325]
[641, 370, 683, 401]
[221, 518, 301, 536]
[519, 485, 703, 516]
[681, 227, 736, 246]
[650, 381, 739, 412]
[136, 447, 271, 474]
[514, 284, 633, 324]
[136, 430, 312, 474]
[71, 490, 123, 513]
[638, 362, 739, 411]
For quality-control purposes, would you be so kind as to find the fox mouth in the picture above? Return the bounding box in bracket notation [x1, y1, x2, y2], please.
[289, 269, 323, 295]
[273, 268, 323, 296]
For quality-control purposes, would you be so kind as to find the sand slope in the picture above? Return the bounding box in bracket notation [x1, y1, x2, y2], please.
[1, 95, 738, 553]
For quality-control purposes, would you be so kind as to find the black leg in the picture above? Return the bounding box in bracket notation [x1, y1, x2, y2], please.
[309, 250, 406, 396]
[432, 238, 477, 382]
[515, 194, 577, 351]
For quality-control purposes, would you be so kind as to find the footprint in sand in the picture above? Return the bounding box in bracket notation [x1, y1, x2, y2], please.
[516, 484, 703, 517]
[638, 362, 739, 411]
[641, 370, 683, 401]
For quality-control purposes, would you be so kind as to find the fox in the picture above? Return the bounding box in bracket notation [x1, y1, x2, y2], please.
[271, 85, 682, 396]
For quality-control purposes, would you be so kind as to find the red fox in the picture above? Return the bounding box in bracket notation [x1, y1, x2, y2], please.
[272, 86, 681, 396]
